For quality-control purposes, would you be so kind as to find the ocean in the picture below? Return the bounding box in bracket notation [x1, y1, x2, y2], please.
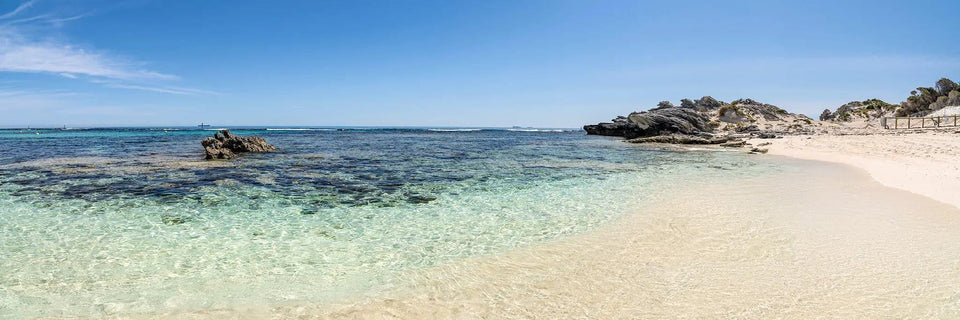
[0, 127, 776, 317]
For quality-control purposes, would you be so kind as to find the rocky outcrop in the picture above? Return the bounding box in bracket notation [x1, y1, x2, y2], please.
[584, 107, 712, 139]
[584, 97, 817, 144]
[582, 116, 637, 137]
[629, 107, 712, 136]
[201, 130, 275, 160]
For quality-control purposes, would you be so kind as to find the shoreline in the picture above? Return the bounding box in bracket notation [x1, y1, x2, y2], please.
[206, 155, 960, 318]
[13, 130, 960, 318]
[747, 130, 960, 209]
[296, 157, 960, 318]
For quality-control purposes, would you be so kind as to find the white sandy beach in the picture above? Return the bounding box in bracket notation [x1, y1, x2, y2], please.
[751, 130, 960, 209]
[182, 131, 960, 319]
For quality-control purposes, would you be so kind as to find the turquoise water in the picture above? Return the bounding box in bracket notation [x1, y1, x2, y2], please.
[0, 128, 776, 317]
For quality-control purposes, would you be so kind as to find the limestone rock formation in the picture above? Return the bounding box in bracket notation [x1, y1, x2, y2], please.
[583, 107, 712, 139]
[583, 97, 815, 142]
[201, 130, 275, 160]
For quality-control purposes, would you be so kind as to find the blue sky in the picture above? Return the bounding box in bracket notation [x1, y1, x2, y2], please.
[1, 0, 959, 127]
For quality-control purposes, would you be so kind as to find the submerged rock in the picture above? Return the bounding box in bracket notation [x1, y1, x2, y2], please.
[407, 194, 438, 204]
[201, 130, 275, 160]
[719, 140, 747, 148]
[161, 216, 188, 225]
[625, 134, 728, 145]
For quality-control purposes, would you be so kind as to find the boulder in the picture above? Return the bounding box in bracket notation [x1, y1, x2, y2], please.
[201, 130, 275, 160]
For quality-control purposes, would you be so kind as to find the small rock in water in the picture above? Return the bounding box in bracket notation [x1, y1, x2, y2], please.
[300, 208, 317, 215]
[749, 147, 769, 154]
[161, 216, 188, 225]
[407, 194, 437, 204]
[316, 230, 335, 239]
[201, 129, 275, 160]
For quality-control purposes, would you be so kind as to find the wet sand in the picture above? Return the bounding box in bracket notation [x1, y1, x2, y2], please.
[205, 157, 960, 319]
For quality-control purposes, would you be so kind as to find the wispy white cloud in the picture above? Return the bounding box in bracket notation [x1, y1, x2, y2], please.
[0, 1, 34, 20]
[0, 38, 178, 80]
[0, 1, 211, 96]
[102, 83, 219, 96]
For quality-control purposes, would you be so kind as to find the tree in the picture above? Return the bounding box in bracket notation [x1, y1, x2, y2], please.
[819, 109, 833, 121]
[936, 78, 958, 96]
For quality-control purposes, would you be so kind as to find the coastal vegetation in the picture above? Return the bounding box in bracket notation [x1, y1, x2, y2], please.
[898, 77, 960, 116]
[819, 77, 960, 119]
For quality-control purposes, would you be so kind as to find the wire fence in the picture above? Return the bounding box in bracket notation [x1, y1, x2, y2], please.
[882, 116, 960, 130]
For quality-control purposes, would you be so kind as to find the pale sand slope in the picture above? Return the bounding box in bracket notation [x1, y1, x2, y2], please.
[234, 159, 960, 319]
[748, 131, 960, 209]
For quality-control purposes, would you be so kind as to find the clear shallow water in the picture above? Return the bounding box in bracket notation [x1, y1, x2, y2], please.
[0, 127, 776, 317]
